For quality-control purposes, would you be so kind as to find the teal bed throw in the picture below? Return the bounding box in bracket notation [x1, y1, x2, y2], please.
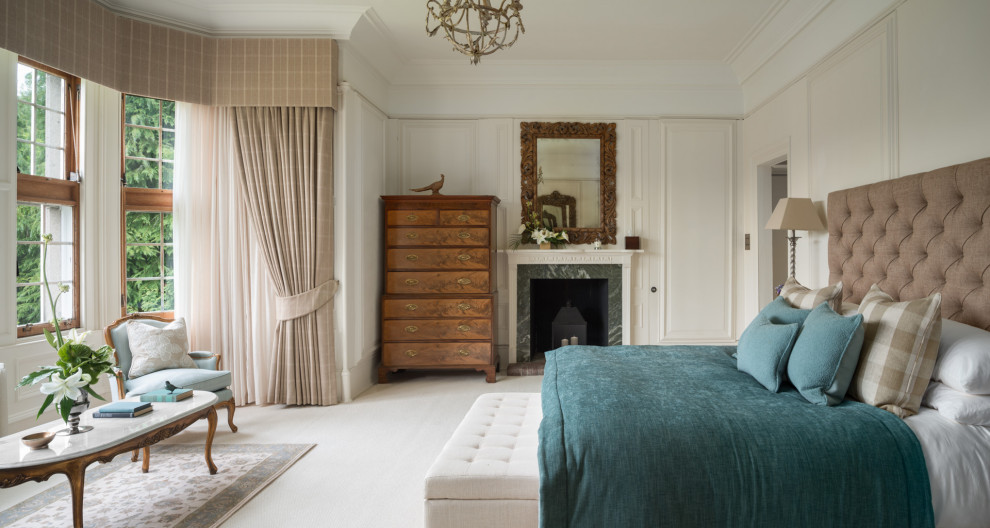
[538, 345, 934, 528]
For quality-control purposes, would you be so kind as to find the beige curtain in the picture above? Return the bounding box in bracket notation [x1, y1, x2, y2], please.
[174, 103, 277, 405]
[231, 107, 337, 406]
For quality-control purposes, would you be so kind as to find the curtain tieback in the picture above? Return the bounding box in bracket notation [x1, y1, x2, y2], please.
[275, 280, 339, 321]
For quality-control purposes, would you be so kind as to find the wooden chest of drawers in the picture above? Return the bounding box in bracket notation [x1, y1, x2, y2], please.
[379, 195, 499, 383]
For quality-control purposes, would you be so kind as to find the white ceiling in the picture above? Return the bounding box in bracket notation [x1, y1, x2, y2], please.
[98, 0, 784, 63]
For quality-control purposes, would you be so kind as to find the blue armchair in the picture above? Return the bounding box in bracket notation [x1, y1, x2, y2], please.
[104, 314, 237, 433]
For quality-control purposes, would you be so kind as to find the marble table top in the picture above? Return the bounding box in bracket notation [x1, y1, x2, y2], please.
[0, 391, 218, 469]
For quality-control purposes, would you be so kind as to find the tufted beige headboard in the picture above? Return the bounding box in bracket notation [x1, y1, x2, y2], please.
[828, 157, 990, 330]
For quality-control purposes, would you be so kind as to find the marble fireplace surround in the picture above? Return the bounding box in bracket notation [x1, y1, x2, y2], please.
[505, 249, 639, 364]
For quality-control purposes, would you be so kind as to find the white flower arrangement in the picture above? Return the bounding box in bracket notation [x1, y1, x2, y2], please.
[510, 201, 569, 248]
[17, 234, 115, 423]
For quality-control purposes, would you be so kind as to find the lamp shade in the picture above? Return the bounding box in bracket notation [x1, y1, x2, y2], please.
[765, 198, 825, 231]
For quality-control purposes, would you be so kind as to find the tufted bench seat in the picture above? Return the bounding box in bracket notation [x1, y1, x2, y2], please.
[425, 393, 542, 528]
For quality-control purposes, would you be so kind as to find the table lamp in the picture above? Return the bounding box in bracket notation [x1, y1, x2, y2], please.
[765, 197, 825, 278]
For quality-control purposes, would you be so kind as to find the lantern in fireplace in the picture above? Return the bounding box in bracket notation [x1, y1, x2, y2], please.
[551, 301, 587, 348]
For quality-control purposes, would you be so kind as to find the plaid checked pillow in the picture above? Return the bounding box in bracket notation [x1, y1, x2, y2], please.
[847, 285, 942, 418]
[779, 276, 843, 312]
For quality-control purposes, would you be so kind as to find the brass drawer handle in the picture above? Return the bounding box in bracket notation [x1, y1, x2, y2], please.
[457, 324, 472, 332]
[405, 326, 418, 333]
[457, 303, 473, 312]
[405, 303, 418, 311]
[458, 349, 470, 356]
[406, 349, 418, 357]
[406, 254, 419, 261]
[406, 214, 418, 221]
[457, 214, 470, 222]
[457, 232, 471, 239]
[457, 254, 472, 261]
[457, 278, 472, 285]
[405, 279, 420, 286]
[405, 232, 419, 239]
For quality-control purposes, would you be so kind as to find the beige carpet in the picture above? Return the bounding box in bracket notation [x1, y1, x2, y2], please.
[0, 371, 544, 528]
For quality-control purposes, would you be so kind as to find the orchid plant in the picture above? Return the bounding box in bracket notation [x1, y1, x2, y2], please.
[17, 234, 115, 423]
[509, 201, 569, 248]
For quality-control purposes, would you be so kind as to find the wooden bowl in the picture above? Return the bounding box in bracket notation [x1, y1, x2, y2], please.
[21, 431, 56, 450]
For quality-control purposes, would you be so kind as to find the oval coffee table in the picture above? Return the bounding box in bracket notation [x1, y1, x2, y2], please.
[0, 390, 219, 528]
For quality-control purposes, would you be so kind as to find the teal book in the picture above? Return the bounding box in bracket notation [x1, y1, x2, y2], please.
[140, 388, 193, 402]
[98, 401, 151, 414]
[93, 406, 153, 418]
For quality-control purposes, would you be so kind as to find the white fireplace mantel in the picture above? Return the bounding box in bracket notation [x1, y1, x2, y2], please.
[502, 249, 642, 364]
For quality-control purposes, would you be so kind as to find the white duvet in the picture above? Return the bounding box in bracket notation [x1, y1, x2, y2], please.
[904, 408, 990, 528]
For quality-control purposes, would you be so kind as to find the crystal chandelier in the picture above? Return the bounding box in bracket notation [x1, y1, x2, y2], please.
[426, 0, 525, 65]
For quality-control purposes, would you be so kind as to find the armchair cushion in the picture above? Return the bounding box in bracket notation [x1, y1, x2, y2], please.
[125, 318, 197, 378]
[124, 368, 232, 397]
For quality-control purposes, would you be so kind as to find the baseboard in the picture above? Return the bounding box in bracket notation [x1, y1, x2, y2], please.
[341, 348, 380, 402]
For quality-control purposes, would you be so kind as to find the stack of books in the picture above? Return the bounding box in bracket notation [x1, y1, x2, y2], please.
[93, 402, 152, 418]
[140, 388, 193, 402]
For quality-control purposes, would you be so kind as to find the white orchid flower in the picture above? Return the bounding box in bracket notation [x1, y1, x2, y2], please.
[533, 229, 549, 244]
[65, 329, 91, 345]
[560, 231, 569, 241]
[518, 223, 528, 234]
[40, 370, 92, 402]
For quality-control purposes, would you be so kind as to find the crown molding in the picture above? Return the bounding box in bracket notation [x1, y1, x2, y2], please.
[388, 59, 740, 89]
[728, 0, 834, 84]
[93, 0, 367, 38]
[723, 0, 790, 65]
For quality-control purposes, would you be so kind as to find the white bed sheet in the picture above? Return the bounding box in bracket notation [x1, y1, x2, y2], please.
[904, 407, 990, 528]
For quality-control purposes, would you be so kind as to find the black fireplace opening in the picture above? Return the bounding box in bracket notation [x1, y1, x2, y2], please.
[530, 278, 608, 360]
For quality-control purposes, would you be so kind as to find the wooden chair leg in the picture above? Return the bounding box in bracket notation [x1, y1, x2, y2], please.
[217, 399, 238, 433]
[131, 449, 140, 462]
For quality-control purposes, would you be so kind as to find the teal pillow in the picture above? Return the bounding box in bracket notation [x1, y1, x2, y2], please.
[787, 303, 865, 406]
[731, 297, 811, 360]
[737, 314, 801, 392]
[760, 295, 812, 325]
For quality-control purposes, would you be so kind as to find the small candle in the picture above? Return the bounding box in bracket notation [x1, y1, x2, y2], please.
[561, 339, 568, 347]
[570, 336, 579, 345]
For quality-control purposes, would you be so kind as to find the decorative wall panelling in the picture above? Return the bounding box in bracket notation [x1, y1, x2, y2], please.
[617, 120, 661, 345]
[389, 117, 733, 348]
[661, 120, 736, 343]
[335, 84, 387, 401]
[806, 17, 896, 286]
[738, 1, 990, 329]
[895, 0, 990, 176]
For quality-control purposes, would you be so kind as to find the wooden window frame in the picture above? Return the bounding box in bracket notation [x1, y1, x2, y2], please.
[15, 58, 81, 338]
[120, 94, 174, 319]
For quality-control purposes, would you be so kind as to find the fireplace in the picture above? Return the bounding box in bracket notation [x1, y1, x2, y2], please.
[506, 249, 638, 364]
[530, 279, 608, 359]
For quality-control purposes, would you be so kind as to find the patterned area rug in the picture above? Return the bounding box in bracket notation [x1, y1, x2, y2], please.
[0, 443, 313, 528]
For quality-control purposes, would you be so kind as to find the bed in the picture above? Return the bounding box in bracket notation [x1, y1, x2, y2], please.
[538, 156, 990, 527]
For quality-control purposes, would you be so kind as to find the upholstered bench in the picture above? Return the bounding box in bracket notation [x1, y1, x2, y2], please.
[425, 393, 541, 528]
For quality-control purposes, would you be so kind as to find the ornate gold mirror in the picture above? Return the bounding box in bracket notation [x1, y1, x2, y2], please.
[520, 122, 617, 244]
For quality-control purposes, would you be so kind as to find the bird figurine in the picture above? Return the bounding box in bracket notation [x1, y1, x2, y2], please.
[164, 380, 180, 394]
[410, 174, 445, 195]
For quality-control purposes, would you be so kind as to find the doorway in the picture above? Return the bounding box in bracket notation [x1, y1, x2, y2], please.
[770, 161, 789, 293]
[756, 155, 789, 308]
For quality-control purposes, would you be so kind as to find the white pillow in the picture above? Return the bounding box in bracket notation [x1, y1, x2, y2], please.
[932, 319, 990, 395]
[126, 318, 197, 378]
[923, 382, 990, 426]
